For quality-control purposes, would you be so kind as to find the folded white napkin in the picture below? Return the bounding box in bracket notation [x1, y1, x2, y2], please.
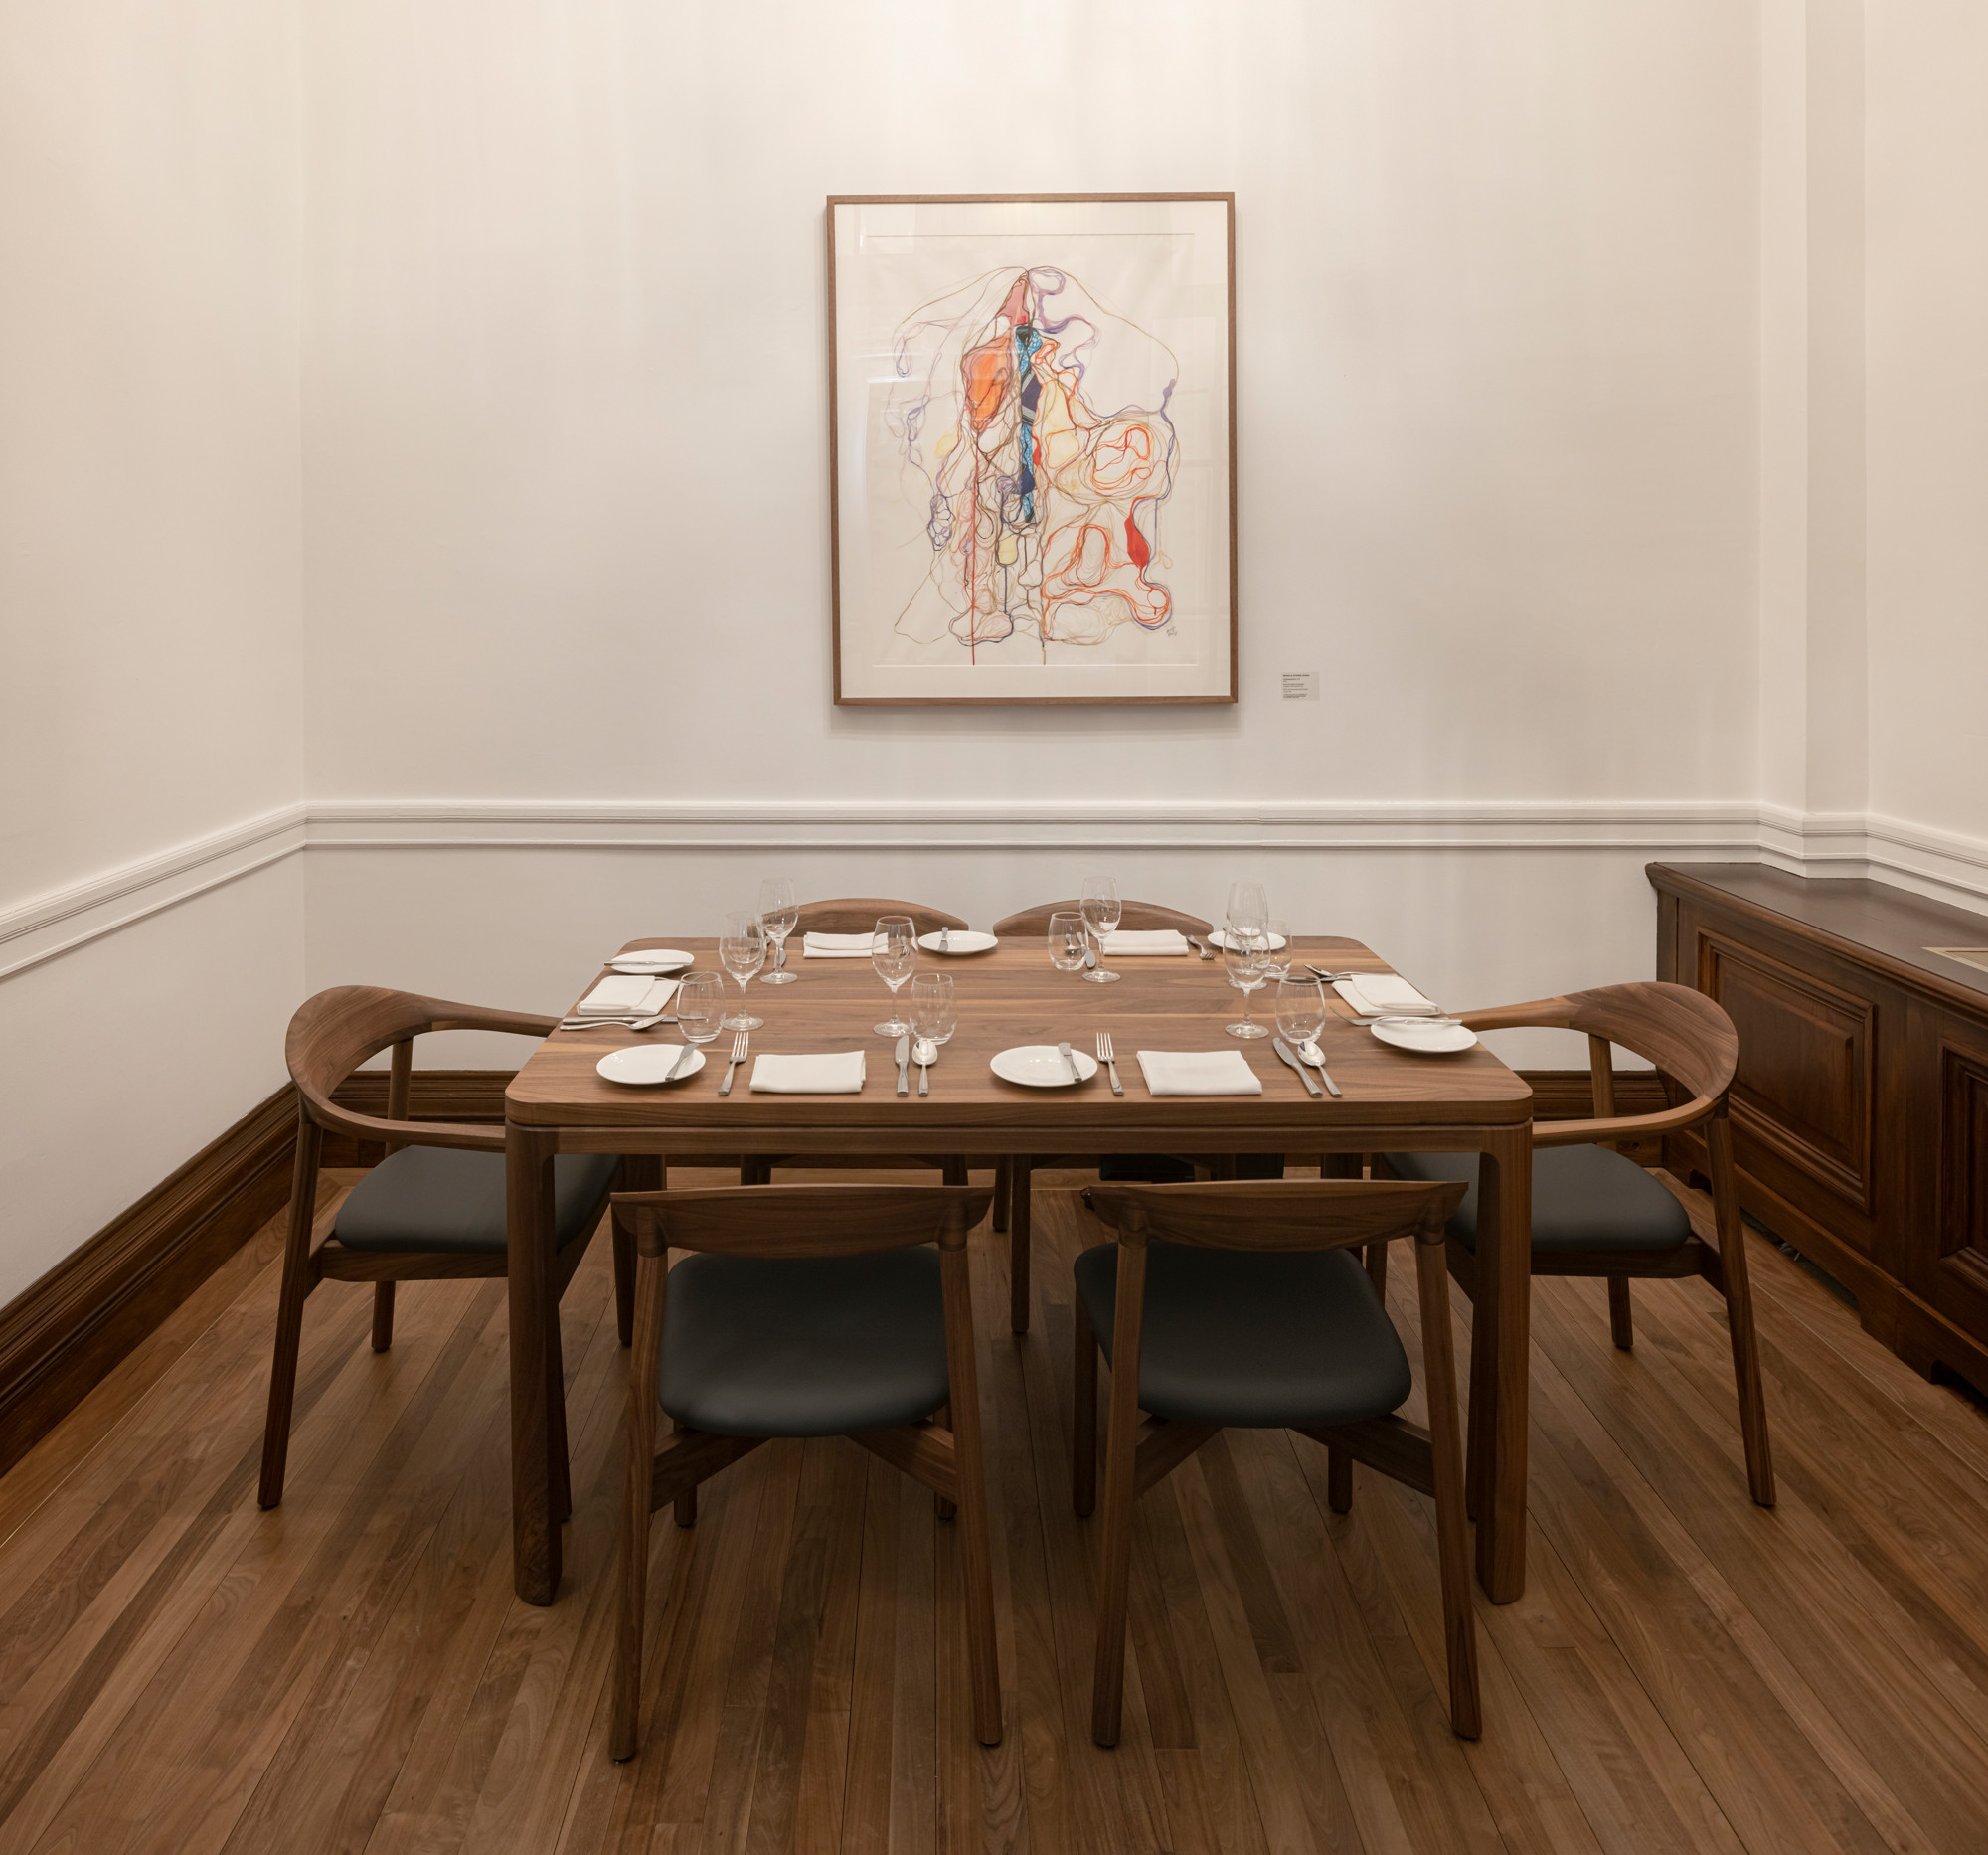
[573, 974, 680, 1017]
[1135, 1050, 1263, 1096]
[1101, 929, 1190, 955]
[1334, 974, 1440, 1018]
[802, 931, 878, 958]
[748, 1051, 868, 1094]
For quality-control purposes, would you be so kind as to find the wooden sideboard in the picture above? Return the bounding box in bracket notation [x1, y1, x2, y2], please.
[1649, 862, 1988, 1389]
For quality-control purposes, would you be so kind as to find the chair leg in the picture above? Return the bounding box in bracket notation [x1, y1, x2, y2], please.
[1090, 1285, 1145, 1747]
[1415, 1234, 1482, 1738]
[1010, 1160, 1032, 1333]
[258, 1118, 323, 1511]
[933, 1404, 957, 1519]
[1709, 1115, 1776, 1506]
[612, 1244, 668, 1762]
[1073, 1299, 1097, 1517]
[1456, 1234, 1491, 1523]
[1327, 1447, 1354, 1513]
[1607, 1275, 1634, 1350]
[613, 1221, 636, 1347]
[993, 1156, 1011, 1233]
[371, 1281, 396, 1353]
[673, 1421, 698, 1527]
[937, 1240, 1003, 1748]
[1364, 1240, 1390, 1300]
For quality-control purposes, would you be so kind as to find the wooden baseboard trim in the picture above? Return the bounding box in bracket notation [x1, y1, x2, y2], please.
[0, 1086, 299, 1479]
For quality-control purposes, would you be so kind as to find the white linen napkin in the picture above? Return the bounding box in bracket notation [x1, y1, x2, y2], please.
[1334, 974, 1440, 1018]
[1135, 1050, 1263, 1096]
[802, 931, 877, 958]
[1100, 929, 1190, 955]
[748, 1052, 868, 1094]
[572, 974, 680, 1017]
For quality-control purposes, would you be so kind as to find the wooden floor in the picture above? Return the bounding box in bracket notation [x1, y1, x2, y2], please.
[4, 1166, 1988, 1855]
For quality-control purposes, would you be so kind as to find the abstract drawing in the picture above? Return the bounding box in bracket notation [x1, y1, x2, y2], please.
[829, 195, 1235, 705]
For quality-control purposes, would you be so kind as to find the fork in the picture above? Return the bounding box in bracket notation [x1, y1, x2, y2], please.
[719, 1030, 748, 1096]
[1096, 1030, 1123, 1096]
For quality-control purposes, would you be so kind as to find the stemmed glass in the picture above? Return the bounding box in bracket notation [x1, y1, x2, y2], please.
[674, 972, 725, 1048]
[1226, 881, 1268, 942]
[1223, 929, 1273, 1038]
[1048, 912, 1088, 974]
[872, 915, 917, 1035]
[719, 912, 766, 1029]
[910, 973, 957, 1048]
[1275, 975, 1328, 1057]
[1080, 875, 1122, 984]
[1260, 917, 1292, 983]
[758, 878, 799, 984]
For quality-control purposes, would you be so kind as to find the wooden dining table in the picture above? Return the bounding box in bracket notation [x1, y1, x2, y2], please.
[503, 934, 1535, 1607]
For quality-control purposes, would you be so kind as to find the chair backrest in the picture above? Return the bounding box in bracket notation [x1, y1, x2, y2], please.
[795, 898, 968, 936]
[613, 1182, 993, 1259]
[285, 984, 557, 1153]
[1455, 980, 1738, 1147]
[990, 897, 1214, 938]
[1085, 1178, 1465, 1253]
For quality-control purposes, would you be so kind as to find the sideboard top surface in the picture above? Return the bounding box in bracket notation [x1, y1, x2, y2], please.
[1648, 863, 1988, 1015]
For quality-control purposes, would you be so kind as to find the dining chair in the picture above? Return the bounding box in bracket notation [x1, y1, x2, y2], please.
[1378, 980, 1774, 1508]
[608, 1181, 1000, 1760]
[985, 897, 1237, 1332]
[745, 896, 971, 1188]
[258, 985, 636, 1513]
[1073, 1177, 1479, 1744]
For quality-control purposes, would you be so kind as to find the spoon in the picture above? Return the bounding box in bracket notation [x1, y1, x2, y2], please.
[914, 1036, 936, 1096]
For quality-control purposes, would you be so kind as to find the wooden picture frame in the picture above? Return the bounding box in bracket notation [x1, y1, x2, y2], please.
[827, 193, 1237, 706]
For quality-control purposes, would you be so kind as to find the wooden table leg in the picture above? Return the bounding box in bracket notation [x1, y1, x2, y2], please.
[1471, 1124, 1532, 1602]
[507, 1119, 562, 1604]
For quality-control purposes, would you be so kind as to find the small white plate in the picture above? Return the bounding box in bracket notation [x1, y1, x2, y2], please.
[609, 949, 694, 975]
[991, 1044, 1099, 1087]
[1370, 1017, 1478, 1055]
[1207, 929, 1288, 951]
[917, 929, 999, 955]
[596, 1045, 707, 1085]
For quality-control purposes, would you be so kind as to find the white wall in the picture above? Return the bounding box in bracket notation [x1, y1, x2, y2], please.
[0, 1, 303, 1304]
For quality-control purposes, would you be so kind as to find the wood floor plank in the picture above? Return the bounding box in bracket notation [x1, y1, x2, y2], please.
[2, 1172, 1988, 1855]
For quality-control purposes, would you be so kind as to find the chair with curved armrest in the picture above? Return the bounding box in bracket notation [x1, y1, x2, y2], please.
[258, 985, 634, 1512]
[608, 1182, 1000, 1761]
[1075, 1178, 1479, 1744]
[1379, 979, 1773, 1507]
[988, 898, 1213, 940]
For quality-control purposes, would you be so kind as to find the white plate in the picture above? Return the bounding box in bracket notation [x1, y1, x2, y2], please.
[917, 929, 999, 955]
[990, 1044, 1100, 1087]
[1207, 929, 1288, 951]
[595, 1045, 707, 1085]
[608, 949, 694, 974]
[1370, 1017, 1478, 1055]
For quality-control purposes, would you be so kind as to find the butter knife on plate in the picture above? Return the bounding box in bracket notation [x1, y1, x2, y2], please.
[1272, 1038, 1324, 1099]
[895, 1033, 911, 1096]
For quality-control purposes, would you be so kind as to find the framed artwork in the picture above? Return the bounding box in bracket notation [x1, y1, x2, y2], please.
[827, 193, 1236, 706]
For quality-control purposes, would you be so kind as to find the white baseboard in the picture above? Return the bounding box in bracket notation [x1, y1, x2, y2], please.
[4, 797, 1984, 979]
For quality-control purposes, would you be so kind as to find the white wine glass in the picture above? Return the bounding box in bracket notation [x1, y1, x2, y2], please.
[1259, 916, 1292, 982]
[1080, 875, 1122, 984]
[1225, 880, 1268, 939]
[719, 911, 766, 1029]
[1274, 976, 1328, 1056]
[1224, 930, 1272, 1039]
[674, 971, 725, 1047]
[758, 877, 799, 985]
[872, 915, 917, 1035]
[1048, 911, 1088, 973]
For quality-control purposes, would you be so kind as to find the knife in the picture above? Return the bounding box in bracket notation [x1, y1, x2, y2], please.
[895, 1033, 911, 1096]
[663, 1042, 694, 1083]
[1058, 1040, 1078, 1083]
[940, 925, 950, 952]
[1272, 1038, 1324, 1098]
[1299, 1038, 1344, 1098]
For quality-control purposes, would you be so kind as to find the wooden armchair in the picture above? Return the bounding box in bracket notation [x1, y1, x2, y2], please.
[258, 985, 637, 1512]
[1380, 980, 1774, 1507]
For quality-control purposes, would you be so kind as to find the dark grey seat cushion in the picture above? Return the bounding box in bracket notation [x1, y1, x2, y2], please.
[1379, 1145, 1689, 1256]
[659, 1248, 949, 1438]
[1074, 1242, 1411, 1430]
[334, 1147, 620, 1255]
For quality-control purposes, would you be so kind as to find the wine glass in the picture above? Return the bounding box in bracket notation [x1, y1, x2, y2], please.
[910, 972, 957, 1046]
[1048, 911, 1088, 973]
[1260, 917, 1292, 982]
[1275, 975, 1328, 1058]
[719, 911, 766, 1029]
[758, 878, 799, 984]
[674, 971, 725, 1047]
[872, 915, 917, 1035]
[1223, 930, 1272, 1038]
[1080, 875, 1122, 984]
[1226, 880, 1268, 939]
